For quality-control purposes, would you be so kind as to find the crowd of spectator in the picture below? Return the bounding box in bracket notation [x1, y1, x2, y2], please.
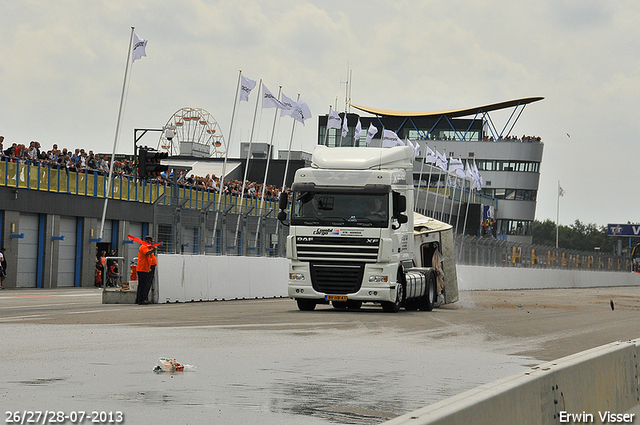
[0, 136, 283, 202]
[171, 169, 282, 201]
[483, 134, 542, 142]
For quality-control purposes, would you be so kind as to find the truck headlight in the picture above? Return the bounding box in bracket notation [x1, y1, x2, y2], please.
[369, 275, 388, 283]
[290, 273, 305, 281]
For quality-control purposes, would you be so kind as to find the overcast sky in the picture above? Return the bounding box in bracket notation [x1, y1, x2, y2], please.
[2, 0, 639, 227]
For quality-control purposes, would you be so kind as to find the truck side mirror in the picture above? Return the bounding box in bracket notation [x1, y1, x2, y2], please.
[278, 191, 289, 224]
[279, 191, 289, 211]
[392, 192, 407, 217]
[398, 214, 408, 224]
[397, 195, 407, 213]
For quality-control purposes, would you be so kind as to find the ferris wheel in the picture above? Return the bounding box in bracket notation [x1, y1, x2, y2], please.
[158, 107, 226, 157]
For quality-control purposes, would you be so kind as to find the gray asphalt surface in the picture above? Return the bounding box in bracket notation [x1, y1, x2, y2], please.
[1, 286, 638, 424]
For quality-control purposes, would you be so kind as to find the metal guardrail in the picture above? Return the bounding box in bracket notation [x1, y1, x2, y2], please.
[0, 158, 277, 216]
[455, 234, 632, 272]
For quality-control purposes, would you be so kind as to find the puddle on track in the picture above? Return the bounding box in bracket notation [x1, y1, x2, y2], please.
[0, 324, 536, 424]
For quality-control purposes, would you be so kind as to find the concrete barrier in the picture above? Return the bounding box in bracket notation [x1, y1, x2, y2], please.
[457, 265, 640, 291]
[384, 339, 640, 425]
[156, 254, 289, 303]
[154, 257, 639, 302]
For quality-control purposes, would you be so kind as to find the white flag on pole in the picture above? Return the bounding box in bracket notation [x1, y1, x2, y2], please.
[354, 119, 362, 142]
[280, 93, 296, 114]
[382, 129, 404, 148]
[465, 162, 474, 181]
[262, 84, 290, 109]
[365, 123, 378, 145]
[472, 163, 483, 190]
[406, 139, 419, 158]
[435, 150, 448, 170]
[425, 146, 436, 164]
[341, 114, 348, 138]
[448, 158, 465, 178]
[558, 182, 565, 197]
[327, 107, 342, 129]
[132, 33, 148, 63]
[239, 75, 257, 102]
[295, 98, 312, 124]
[280, 94, 312, 124]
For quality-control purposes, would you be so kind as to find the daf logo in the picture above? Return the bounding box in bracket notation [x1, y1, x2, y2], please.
[297, 237, 313, 242]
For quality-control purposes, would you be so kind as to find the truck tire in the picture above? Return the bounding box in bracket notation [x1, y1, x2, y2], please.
[382, 283, 404, 313]
[420, 271, 436, 311]
[297, 299, 317, 311]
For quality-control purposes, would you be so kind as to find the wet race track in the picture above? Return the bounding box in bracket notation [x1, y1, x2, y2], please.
[1, 287, 639, 424]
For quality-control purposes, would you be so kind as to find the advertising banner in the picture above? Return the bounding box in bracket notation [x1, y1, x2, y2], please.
[607, 224, 640, 236]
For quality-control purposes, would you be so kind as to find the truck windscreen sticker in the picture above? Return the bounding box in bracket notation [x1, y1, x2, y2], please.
[312, 228, 364, 237]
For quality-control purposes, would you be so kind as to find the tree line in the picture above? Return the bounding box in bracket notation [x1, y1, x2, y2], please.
[532, 219, 639, 253]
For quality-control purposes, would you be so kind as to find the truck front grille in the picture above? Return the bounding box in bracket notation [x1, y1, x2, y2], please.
[310, 263, 364, 294]
[295, 236, 380, 263]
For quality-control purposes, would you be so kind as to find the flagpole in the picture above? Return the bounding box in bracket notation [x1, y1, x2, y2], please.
[338, 112, 344, 147]
[416, 144, 426, 213]
[449, 171, 458, 225]
[99, 27, 135, 241]
[439, 150, 448, 221]
[323, 106, 331, 146]
[281, 94, 300, 192]
[424, 146, 437, 214]
[440, 171, 450, 222]
[254, 86, 282, 248]
[455, 172, 466, 233]
[556, 180, 560, 248]
[463, 158, 478, 237]
[212, 70, 242, 250]
[456, 160, 470, 234]
[234, 79, 262, 253]
[462, 185, 473, 236]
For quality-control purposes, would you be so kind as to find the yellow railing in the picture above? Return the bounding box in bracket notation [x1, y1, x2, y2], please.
[0, 159, 277, 215]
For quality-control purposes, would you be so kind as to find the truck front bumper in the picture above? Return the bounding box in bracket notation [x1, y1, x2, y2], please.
[288, 261, 397, 303]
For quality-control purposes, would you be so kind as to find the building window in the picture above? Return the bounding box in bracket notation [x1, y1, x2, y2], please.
[476, 160, 540, 173]
[496, 219, 533, 236]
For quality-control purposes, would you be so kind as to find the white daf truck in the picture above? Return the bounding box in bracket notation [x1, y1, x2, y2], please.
[277, 145, 458, 312]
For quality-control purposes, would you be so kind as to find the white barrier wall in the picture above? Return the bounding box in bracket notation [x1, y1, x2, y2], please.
[156, 255, 289, 303]
[457, 265, 640, 291]
[384, 339, 640, 425]
[156, 257, 639, 302]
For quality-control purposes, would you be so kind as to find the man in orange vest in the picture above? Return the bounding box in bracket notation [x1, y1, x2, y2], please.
[135, 236, 157, 305]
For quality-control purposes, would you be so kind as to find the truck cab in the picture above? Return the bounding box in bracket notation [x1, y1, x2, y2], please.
[279, 145, 458, 312]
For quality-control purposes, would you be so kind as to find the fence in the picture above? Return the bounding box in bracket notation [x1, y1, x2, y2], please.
[455, 234, 632, 272]
[0, 158, 278, 217]
[3, 158, 631, 271]
[152, 197, 286, 258]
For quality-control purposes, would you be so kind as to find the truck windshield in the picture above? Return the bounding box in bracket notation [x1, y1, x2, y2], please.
[291, 191, 389, 227]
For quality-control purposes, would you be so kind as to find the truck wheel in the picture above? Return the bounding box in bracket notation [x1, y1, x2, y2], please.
[420, 272, 436, 311]
[382, 283, 404, 313]
[405, 299, 419, 311]
[297, 299, 317, 311]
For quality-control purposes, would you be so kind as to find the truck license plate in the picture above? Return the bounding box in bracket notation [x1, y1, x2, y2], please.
[325, 295, 347, 302]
